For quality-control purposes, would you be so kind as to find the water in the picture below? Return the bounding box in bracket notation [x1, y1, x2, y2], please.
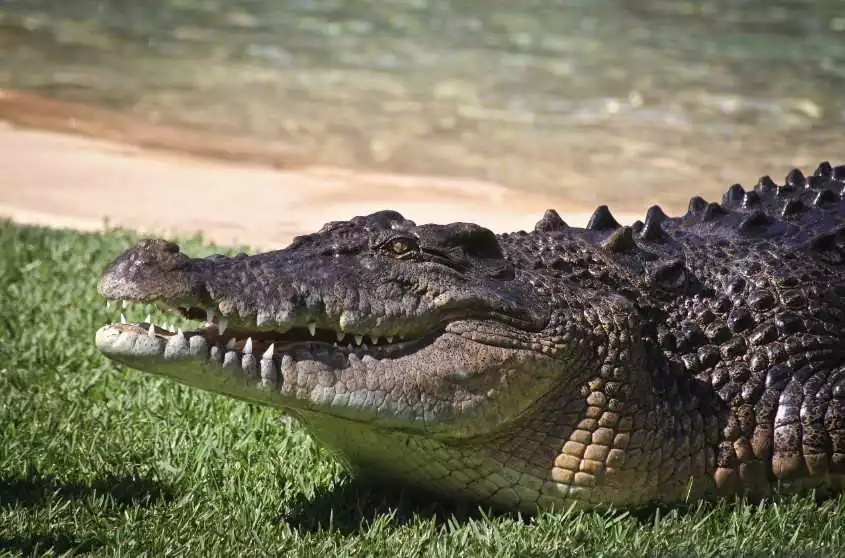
[2, 0, 844, 210]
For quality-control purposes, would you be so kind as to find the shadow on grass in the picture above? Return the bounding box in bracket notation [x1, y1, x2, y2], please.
[279, 478, 517, 533]
[0, 468, 173, 509]
[279, 476, 845, 535]
[277, 479, 725, 534]
[0, 467, 173, 554]
[0, 533, 102, 556]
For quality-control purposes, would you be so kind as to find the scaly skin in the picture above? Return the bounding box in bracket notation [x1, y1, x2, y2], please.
[95, 162, 845, 513]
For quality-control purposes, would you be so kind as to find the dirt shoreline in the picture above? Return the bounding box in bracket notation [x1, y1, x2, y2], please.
[0, 90, 640, 249]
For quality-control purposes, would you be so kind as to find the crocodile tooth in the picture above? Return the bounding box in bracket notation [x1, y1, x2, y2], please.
[226, 337, 237, 350]
[209, 345, 223, 365]
[260, 357, 278, 388]
[280, 354, 294, 378]
[148, 322, 156, 336]
[308, 322, 317, 336]
[164, 330, 190, 359]
[275, 308, 293, 322]
[339, 310, 360, 332]
[176, 328, 185, 339]
[106, 300, 113, 310]
[256, 311, 273, 328]
[258, 358, 279, 389]
[218, 300, 235, 316]
[120, 313, 127, 324]
[386, 336, 394, 343]
[206, 307, 216, 323]
[222, 350, 240, 370]
[336, 331, 345, 342]
[333, 342, 338, 347]
[362, 343, 369, 352]
[241, 353, 258, 378]
[354, 334, 363, 346]
[189, 335, 209, 358]
[370, 335, 379, 345]
[262, 343, 275, 359]
[218, 316, 228, 335]
[145, 313, 152, 324]
[244, 337, 253, 355]
[122, 300, 130, 309]
[347, 343, 354, 352]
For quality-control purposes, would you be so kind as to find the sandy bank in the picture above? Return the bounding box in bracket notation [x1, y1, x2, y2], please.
[0, 114, 639, 249]
[0, 89, 642, 248]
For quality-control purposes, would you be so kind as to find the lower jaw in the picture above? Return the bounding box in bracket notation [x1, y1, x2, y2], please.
[94, 322, 432, 402]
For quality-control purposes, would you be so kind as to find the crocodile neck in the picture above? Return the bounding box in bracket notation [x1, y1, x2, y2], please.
[298, 308, 726, 511]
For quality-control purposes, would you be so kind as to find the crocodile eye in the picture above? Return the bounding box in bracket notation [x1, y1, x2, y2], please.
[384, 237, 418, 258]
[391, 239, 413, 255]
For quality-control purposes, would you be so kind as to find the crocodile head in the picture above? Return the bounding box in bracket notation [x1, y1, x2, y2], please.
[95, 211, 563, 440]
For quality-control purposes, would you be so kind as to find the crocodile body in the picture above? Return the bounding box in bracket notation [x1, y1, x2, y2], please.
[96, 162, 845, 513]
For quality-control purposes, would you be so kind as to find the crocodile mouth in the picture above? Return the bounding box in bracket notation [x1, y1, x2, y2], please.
[98, 297, 437, 363]
[95, 294, 528, 432]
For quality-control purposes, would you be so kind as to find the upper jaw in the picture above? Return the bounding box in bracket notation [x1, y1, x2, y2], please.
[97, 239, 552, 359]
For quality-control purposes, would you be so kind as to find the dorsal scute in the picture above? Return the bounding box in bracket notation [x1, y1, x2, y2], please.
[668, 162, 845, 245]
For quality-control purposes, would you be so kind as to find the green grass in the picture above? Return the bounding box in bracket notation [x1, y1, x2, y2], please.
[2, 220, 845, 557]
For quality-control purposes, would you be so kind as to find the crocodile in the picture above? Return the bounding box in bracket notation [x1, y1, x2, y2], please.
[95, 162, 845, 513]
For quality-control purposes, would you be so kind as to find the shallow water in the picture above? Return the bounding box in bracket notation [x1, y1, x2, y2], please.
[2, 0, 844, 211]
